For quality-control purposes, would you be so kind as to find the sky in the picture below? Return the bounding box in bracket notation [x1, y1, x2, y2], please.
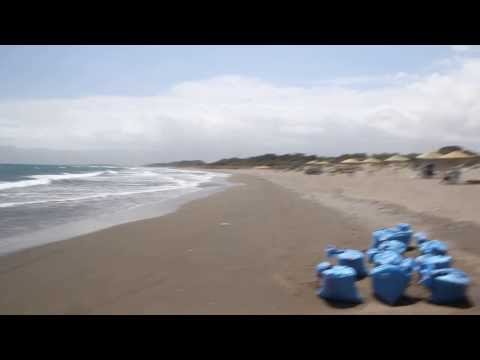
[1, 45, 480, 164]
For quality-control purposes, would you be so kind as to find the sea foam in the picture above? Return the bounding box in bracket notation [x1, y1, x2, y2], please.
[0, 171, 104, 190]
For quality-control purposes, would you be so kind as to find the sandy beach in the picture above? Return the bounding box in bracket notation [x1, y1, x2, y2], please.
[0, 169, 478, 314]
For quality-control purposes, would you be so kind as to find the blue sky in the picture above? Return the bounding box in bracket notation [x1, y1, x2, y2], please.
[1, 45, 480, 164]
[0, 45, 456, 99]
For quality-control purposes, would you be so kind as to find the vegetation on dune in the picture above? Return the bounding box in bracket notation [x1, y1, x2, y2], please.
[438, 145, 464, 155]
[146, 160, 206, 168]
[437, 145, 477, 156]
[209, 153, 320, 169]
[145, 145, 478, 169]
[405, 153, 421, 160]
[368, 153, 397, 161]
[334, 153, 367, 163]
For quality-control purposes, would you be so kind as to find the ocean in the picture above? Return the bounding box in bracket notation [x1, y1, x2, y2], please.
[0, 164, 230, 254]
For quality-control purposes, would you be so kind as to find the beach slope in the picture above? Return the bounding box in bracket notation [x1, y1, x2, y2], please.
[0, 173, 478, 314]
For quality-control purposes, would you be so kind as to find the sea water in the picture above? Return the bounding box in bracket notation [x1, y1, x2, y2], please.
[0, 164, 230, 254]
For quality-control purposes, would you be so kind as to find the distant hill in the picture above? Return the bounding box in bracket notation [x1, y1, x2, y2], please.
[207, 153, 320, 170]
[145, 160, 206, 168]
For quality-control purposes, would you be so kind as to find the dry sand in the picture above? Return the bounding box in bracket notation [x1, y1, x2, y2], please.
[234, 166, 480, 226]
[0, 169, 478, 314]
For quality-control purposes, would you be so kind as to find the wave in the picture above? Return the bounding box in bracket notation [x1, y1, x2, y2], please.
[0, 178, 51, 191]
[133, 170, 159, 177]
[86, 165, 120, 169]
[0, 182, 200, 208]
[0, 171, 104, 191]
[32, 171, 104, 181]
[0, 168, 225, 208]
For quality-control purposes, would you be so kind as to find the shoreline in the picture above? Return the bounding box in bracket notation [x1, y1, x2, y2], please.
[0, 171, 478, 314]
[0, 169, 232, 256]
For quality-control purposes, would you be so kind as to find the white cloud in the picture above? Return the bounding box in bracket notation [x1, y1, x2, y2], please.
[313, 72, 420, 87]
[1, 57, 480, 163]
[451, 45, 472, 52]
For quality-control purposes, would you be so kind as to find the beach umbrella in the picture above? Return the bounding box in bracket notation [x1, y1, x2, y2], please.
[306, 160, 330, 165]
[385, 155, 409, 162]
[416, 151, 443, 160]
[440, 150, 475, 159]
[341, 158, 362, 164]
[362, 157, 382, 164]
[439, 151, 476, 169]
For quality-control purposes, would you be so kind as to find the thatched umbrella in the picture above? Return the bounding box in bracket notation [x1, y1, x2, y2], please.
[438, 150, 477, 170]
[415, 151, 443, 170]
[385, 155, 409, 162]
[362, 157, 382, 164]
[303, 160, 330, 174]
[440, 150, 474, 159]
[304, 160, 329, 168]
[384, 154, 410, 170]
[416, 151, 443, 160]
[340, 158, 362, 164]
[361, 157, 383, 174]
[306, 160, 330, 164]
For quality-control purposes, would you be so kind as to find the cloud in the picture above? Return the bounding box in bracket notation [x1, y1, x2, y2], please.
[451, 45, 480, 53]
[451, 45, 472, 52]
[1, 57, 480, 163]
[314, 72, 420, 87]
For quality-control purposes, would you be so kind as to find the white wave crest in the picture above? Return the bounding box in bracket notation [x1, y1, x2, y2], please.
[33, 171, 104, 181]
[0, 178, 52, 190]
[0, 183, 195, 208]
[0, 171, 104, 191]
[86, 165, 120, 169]
[134, 170, 159, 177]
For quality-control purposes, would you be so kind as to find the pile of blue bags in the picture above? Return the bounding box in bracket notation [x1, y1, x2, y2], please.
[315, 223, 471, 306]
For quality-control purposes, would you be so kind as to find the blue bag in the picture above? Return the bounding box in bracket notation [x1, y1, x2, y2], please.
[316, 261, 332, 278]
[370, 264, 412, 305]
[415, 254, 452, 273]
[372, 228, 396, 248]
[419, 268, 470, 304]
[372, 250, 403, 267]
[419, 240, 448, 255]
[317, 265, 363, 303]
[325, 246, 368, 279]
[414, 232, 429, 247]
[325, 245, 344, 258]
[366, 248, 380, 263]
[384, 230, 413, 247]
[399, 258, 416, 277]
[378, 240, 407, 254]
[372, 224, 413, 248]
[396, 223, 411, 231]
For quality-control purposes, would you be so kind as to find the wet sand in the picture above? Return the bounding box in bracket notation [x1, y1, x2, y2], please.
[0, 172, 478, 314]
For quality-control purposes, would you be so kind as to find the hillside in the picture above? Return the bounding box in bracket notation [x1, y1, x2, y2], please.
[145, 160, 206, 168]
[146, 146, 478, 170]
